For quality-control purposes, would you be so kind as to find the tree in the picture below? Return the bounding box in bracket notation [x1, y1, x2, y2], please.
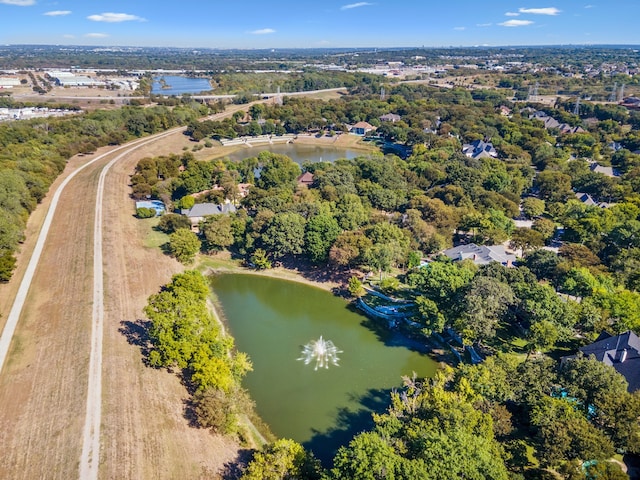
[406, 259, 475, 309]
[200, 214, 234, 251]
[241, 439, 324, 480]
[260, 212, 306, 259]
[531, 397, 615, 468]
[304, 213, 341, 263]
[0, 249, 17, 282]
[329, 231, 372, 268]
[560, 354, 629, 415]
[136, 207, 156, 218]
[532, 217, 556, 241]
[256, 152, 301, 190]
[457, 276, 515, 344]
[524, 249, 560, 282]
[193, 385, 254, 435]
[415, 296, 446, 335]
[250, 248, 272, 269]
[510, 228, 545, 255]
[521, 197, 546, 219]
[168, 228, 201, 264]
[157, 213, 192, 233]
[348, 276, 366, 298]
[331, 377, 509, 480]
[363, 242, 402, 280]
[334, 193, 369, 230]
[536, 170, 573, 203]
[527, 320, 559, 353]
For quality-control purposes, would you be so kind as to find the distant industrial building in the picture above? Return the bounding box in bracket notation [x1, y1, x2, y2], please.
[46, 71, 104, 87]
[0, 77, 21, 89]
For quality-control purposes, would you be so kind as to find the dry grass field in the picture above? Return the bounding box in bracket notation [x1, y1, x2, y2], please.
[0, 129, 242, 479]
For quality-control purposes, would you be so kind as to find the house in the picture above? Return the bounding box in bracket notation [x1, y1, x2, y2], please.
[498, 105, 512, 116]
[620, 97, 640, 110]
[349, 121, 375, 136]
[462, 139, 498, 159]
[575, 192, 614, 209]
[567, 331, 640, 392]
[379, 113, 402, 123]
[529, 111, 585, 134]
[442, 243, 516, 267]
[558, 124, 586, 135]
[296, 171, 314, 187]
[589, 162, 620, 178]
[181, 202, 237, 226]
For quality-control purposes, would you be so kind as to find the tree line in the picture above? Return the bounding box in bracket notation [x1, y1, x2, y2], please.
[0, 99, 208, 281]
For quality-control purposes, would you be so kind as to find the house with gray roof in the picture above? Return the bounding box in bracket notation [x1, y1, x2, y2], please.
[567, 331, 640, 392]
[575, 192, 614, 209]
[462, 139, 498, 159]
[379, 113, 402, 123]
[181, 202, 237, 226]
[589, 162, 621, 178]
[442, 243, 516, 267]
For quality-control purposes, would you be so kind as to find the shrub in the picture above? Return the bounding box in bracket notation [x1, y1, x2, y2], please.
[136, 207, 156, 218]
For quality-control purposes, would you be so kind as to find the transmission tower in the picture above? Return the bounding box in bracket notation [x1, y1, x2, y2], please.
[618, 84, 625, 102]
[573, 96, 581, 116]
[274, 85, 283, 106]
[380, 86, 386, 101]
[609, 83, 618, 102]
[533, 81, 539, 97]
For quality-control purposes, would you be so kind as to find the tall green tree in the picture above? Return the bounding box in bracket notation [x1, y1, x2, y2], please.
[168, 228, 201, 264]
[304, 213, 341, 263]
[260, 212, 306, 259]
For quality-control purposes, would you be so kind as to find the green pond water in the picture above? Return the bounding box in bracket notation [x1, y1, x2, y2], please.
[209, 273, 437, 463]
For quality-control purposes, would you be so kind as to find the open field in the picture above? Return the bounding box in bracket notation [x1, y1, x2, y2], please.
[0, 119, 243, 479]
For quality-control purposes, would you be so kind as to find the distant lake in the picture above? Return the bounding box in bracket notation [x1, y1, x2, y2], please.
[151, 75, 212, 95]
[221, 143, 370, 164]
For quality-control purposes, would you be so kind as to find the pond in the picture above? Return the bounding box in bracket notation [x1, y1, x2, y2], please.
[151, 75, 212, 95]
[210, 273, 437, 464]
[219, 143, 370, 165]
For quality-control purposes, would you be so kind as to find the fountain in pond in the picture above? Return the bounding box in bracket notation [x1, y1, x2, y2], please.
[298, 336, 342, 370]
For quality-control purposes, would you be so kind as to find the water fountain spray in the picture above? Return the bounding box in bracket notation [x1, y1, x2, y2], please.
[298, 336, 342, 370]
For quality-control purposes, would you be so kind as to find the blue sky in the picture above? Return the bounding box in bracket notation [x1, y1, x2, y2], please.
[0, 1, 638, 49]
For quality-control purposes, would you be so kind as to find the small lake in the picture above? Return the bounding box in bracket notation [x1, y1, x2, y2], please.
[220, 143, 369, 164]
[151, 75, 212, 95]
[210, 273, 437, 464]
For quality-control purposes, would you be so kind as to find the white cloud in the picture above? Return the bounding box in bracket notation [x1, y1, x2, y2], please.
[0, 0, 35, 5]
[44, 10, 71, 16]
[518, 7, 561, 15]
[584, 4, 594, 7]
[250, 28, 275, 35]
[63, 34, 75, 39]
[477, 23, 492, 27]
[87, 12, 145, 23]
[454, 26, 466, 31]
[505, 12, 520, 16]
[85, 33, 109, 38]
[341, 2, 373, 10]
[499, 19, 534, 27]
